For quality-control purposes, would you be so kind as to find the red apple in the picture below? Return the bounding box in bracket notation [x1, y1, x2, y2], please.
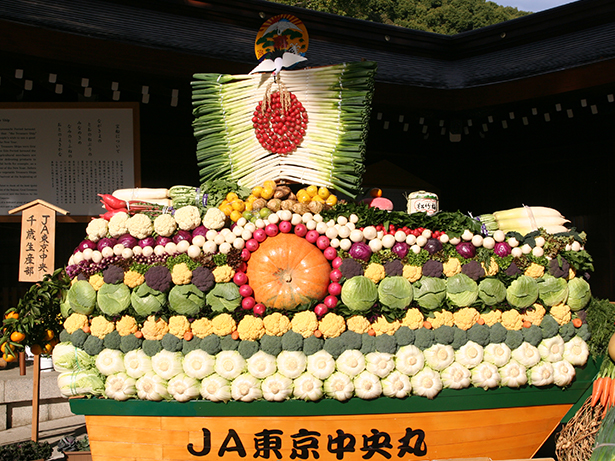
[332, 257, 343, 269]
[253, 303, 266, 316]
[314, 303, 328, 317]
[330, 268, 342, 283]
[316, 235, 330, 250]
[324, 295, 338, 309]
[241, 248, 251, 261]
[294, 223, 307, 237]
[278, 220, 292, 233]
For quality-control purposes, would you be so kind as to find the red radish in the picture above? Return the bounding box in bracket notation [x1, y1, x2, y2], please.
[241, 248, 251, 261]
[242, 296, 256, 310]
[253, 303, 266, 316]
[328, 282, 342, 296]
[279, 220, 292, 233]
[330, 268, 342, 283]
[305, 230, 319, 243]
[332, 257, 343, 269]
[316, 235, 330, 250]
[233, 272, 248, 286]
[324, 295, 338, 309]
[237, 262, 247, 272]
[265, 223, 279, 237]
[245, 239, 259, 252]
[239, 284, 253, 297]
[294, 223, 307, 237]
[314, 303, 328, 317]
[253, 228, 267, 242]
[323, 246, 337, 260]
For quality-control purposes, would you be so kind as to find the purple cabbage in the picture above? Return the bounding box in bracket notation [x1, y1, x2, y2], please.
[156, 236, 172, 247]
[349, 242, 372, 261]
[117, 233, 137, 249]
[456, 241, 476, 259]
[424, 238, 442, 255]
[78, 239, 98, 251]
[192, 225, 208, 238]
[96, 237, 117, 251]
[173, 230, 192, 244]
[138, 237, 156, 248]
[392, 241, 409, 258]
[493, 241, 512, 257]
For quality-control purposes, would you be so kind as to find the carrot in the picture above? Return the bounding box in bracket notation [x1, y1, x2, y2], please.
[423, 320, 432, 329]
[314, 329, 323, 338]
[609, 377, 615, 409]
[477, 318, 485, 325]
[602, 377, 612, 409]
[183, 330, 194, 341]
[367, 328, 376, 337]
[522, 320, 532, 328]
[572, 318, 582, 328]
[231, 330, 240, 340]
[134, 330, 143, 339]
[82, 325, 91, 334]
[592, 377, 605, 407]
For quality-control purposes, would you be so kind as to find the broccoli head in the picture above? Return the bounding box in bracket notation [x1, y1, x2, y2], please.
[103, 265, 125, 284]
[423, 260, 443, 278]
[145, 265, 173, 292]
[559, 322, 576, 343]
[575, 323, 591, 342]
[59, 329, 72, 343]
[360, 333, 377, 355]
[461, 261, 485, 281]
[142, 339, 163, 356]
[414, 328, 435, 350]
[219, 334, 239, 351]
[182, 337, 202, 355]
[489, 323, 508, 344]
[259, 335, 282, 356]
[450, 327, 468, 350]
[433, 325, 455, 345]
[375, 334, 397, 354]
[199, 335, 221, 355]
[383, 260, 404, 277]
[192, 266, 215, 293]
[281, 330, 304, 352]
[522, 324, 543, 347]
[102, 329, 122, 350]
[303, 335, 324, 356]
[238, 340, 259, 359]
[323, 336, 345, 359]
[339, 258, 364, 279]
[82, 334, 104, 356]
[466, 323, 490, 347]
[540, 315, 560, 339]
[120, 334, 143, 353]
[161, 333, 183, 352]
[505, 329, 524, 350]
[70, 328, 88, 349]
[338, 330, 362, 351]
[394, 326, 415, 347]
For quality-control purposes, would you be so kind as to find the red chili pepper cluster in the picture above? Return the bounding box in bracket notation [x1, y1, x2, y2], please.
[98, 194, 162, 219]
[252, 91, 307, 155]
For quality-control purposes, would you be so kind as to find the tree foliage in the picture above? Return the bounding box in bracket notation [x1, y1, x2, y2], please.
[268, 0, 530, 35]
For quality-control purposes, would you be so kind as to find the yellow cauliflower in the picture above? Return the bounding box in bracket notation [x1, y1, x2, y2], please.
[550, 303, 572, 326]
[171, 263, 192, 285]
[402, 265, 422, 283]
[347, 315, 371, 334]
[480, 309, 502, 327]
[401, 308, 424, 330]
[64, 313, 89, 334]
[453, 307, 480, 331]
[524, 263, 545, 279]
[89, 274, 105, 291]
[213, 265, 235, 283]
[481, 258, 499, 277]
[501, 310, 523, 330]
[90, 316, 114, 339]
[212, 313, 236, 336]
[430, 310, 454, 329]
[191, 318, 213, 338]
[371, 316, 400, 336]
[116, 315, 138, 336]
[319, 313, 346, 339]
[237, 316, 265, 341]
[442, 258, 462, 277]
[364, 263, 386, 284]
[291, 311, 319, 338]
[141, 315, 169, 340]
[522, 303, 546, 326]
[262, 312, 291, 337]
[124, 270, 145, 288]
[567, 268, 576, 280]
[169, 315, 191, 338]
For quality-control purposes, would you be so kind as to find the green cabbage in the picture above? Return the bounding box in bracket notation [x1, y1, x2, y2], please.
[478, 278, 507, 305]
[97, 282, 131, 316]
[413, 276, 446, 310]
[169, 284, 206, 316]
[567, 277, 591, 311]
[131, 283, 167, 316]
[341, 276, 378, 312]
[537, 274, 569, 306]
[506, 275, 539, 309]
[206, 282, 241, 313]
[378, 276, 413, 309]
[446, 273, 478, 307]
[67, 280, 97, 315]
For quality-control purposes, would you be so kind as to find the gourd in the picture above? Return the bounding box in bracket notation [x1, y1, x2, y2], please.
[246, 233, 330, 310]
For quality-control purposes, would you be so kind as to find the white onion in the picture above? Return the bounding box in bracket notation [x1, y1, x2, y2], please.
[363, 226, 377, 240]
[176, 240, 190, 253]
[471, 235, 483, 247]
[482, 236, 495, 250]
[340, 239, 352, 251]
[192, 235, 205, 247]
[187, 245, 201, 258]
[349, 229, 364, 242]
[121, 248, 134, 259]
[142, 246, 154, 257]
[233, 238, 245, 251]
[219, 242, 231, 254]
[382, 234, 396, 249]
[406, 234, 417, 245]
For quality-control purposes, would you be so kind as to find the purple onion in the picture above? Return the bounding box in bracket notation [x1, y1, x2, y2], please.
[349, 241, 372, 261]
[117, 233, 138, 249]
[97, 237, 117, 251]
[173, 230, 192, 244]
[494, 241, 512, 257]
[424, 238, 443, 255]
[392, 241, 409, 258]
[456, 241, 476, 259]
[156, 236, 172, 247]
[192, 225, 208, 238]
[139, 237, 156, 248]
[78, 239, 98, 251]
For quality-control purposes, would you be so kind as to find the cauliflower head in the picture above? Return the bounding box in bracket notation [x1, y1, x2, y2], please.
[442, 258, 462, 277]
[202, 207, 226, 230]
[237, 315, 266, 341]
[86, 218, 108, 242]
[291, 311, 319, 338]
[401, 308, 424, 330]
[142, 315, 169, 340]
[364, 263, 386, 284]
[116, 315, 139, 336]
[402, 265, 422, 283]
[211, 313, 236, 337]
[127, 213, 153, 240]
[108, 211, 130, 237]
[124, 270, 145, 288]
[523, 303, 546, 326]
[347, 315, 371, 334]
[501, 309, 523, 330]
[453, 307, 480, 331]
[64, 313, 89, 334]
[191, 318, 214, 338]
[169, 315, 191, 338]
[153, 213, 177, 238]
[171, 263, 193, 285]
[550, 303, 572, 326]
[212, 265, 235, 283]
[263, 312, 291, 337]
[90, 316, 115, 339]
[371, 316, 400, 336]
[319, 313, 347, 339]
[174, 205, 201, 231]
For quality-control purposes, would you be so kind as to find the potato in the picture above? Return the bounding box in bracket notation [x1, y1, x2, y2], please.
[274, 186, 291, 200]
[281, 199, 296, 211]
[252, 198, 267, 211]
[267, 198, 282, 212]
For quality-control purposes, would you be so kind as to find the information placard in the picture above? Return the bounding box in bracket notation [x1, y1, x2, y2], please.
[0, 103, 140, 218]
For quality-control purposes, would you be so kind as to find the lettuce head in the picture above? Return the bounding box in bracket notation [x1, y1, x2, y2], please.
[567, 277, 591, 311]
[97, 282, 131, 316]
[506, 275, 539, 309]
[67, 280, 97, 315]
[341, 276, 378, 312]
[131, 283, 167, 317]
[378, 276, 413, 309]
[169, 283, 206, 316]
[413, 276, 446, 310]
[446, 273, 478, 307]
[537, 274, 569, 307]
[478, 278, 507, 305]
[205, 282, 241, 313]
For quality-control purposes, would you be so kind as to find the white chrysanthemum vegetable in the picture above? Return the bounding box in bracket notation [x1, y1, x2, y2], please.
[200, 374, 231, 402]
[499, 360, 528, 388]
[411, 367, 442, 399]
[455, 341, 484, 369]
[277, 350, 307, 379]
[151, 350, 184, 380]
[353, 371, 382, 400]
[307, 350, 336, 380]
[512, 342, 541, 368]
[293, 372, 323, 401]
[215, 350, 246, 380]
[440, 362, 471, 390]
[528, 361, 555, 387]
[123, 349, 152, 379]
[395, 345, 425, 376]
[96, 349, 126, 376]
[563, 336, 589, 366]
[262, 373, 293, 402]
[336, 349, 366, 377]
[483, 343, 512, 367]
[471, 362, 500, 390]
[424, 344, 455, 371]
[381, 370, 412, 398]
[247, 351, 277, 379]
[231, 373, 262, 402]
[135, 371, 170, 401]
[366, 352, 395, 378]
[538, 336, 565, 363]
[167, 373, 201, 402]
[552, 360, 576, 387]
[182, 349, 215, 379]
[105, 372, 137, 401]
[324, 372, 354, 401]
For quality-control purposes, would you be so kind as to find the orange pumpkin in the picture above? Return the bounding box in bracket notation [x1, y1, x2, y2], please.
[246, 233, 331, 310]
